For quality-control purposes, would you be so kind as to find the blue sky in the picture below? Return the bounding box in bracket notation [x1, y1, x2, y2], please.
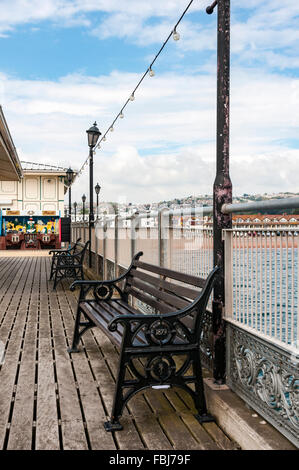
[0, 0, 298, 203]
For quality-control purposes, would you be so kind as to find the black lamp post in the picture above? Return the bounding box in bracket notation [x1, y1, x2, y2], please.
[86, 122, 101, 267]
[82, 194, 86, 222]
[74, 202, 77, 222]
[95, 182, 101, 219]
[66, 167, 74, 218]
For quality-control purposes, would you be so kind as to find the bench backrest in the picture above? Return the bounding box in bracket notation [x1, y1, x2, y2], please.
[75, 240, 90, 263]
[124, 256, 216, 332]
[71, 237, 82, 253]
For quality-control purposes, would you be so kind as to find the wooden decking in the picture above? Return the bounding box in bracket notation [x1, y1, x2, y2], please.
[0, 254, 239, 450]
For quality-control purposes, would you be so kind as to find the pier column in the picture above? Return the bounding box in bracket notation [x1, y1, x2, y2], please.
[212, 0, 232, 384]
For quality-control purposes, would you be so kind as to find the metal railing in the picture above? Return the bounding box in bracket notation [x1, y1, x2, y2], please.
[224, 228, 298, 351]
[91, 207, 214, 277]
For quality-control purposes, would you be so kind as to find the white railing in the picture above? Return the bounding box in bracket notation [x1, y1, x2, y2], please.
[92, 209, 214, 280]
[71, 212, 299, 354]
[224, 228, 299, 353]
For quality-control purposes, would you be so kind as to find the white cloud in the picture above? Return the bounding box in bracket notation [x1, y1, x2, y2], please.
[1, 65, 297, 203]
[0, 0, 206, 35]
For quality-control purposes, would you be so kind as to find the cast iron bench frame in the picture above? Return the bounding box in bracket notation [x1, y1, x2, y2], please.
[49, 237, 82, 281]
[51, 240, 90, 290]
[68, 251, 219, 432]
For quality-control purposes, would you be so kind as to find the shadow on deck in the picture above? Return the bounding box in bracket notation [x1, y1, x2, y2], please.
[0, 253, 241, 451]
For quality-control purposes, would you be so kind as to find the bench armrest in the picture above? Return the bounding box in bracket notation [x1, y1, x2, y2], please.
[70, 251, 144, 293]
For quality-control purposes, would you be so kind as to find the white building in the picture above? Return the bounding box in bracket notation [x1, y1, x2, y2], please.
[0, 161, 71, 215]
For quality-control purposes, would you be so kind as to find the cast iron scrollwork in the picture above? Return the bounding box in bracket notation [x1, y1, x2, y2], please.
[146, 355, 176, 382]
[93, 282, 123, 302]
[145, 319, 175, 346]
[229, 325, 299, 445]
[93, 284, 113, 301]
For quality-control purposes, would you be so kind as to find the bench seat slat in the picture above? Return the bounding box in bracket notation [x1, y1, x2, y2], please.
[133, 260, 205, 288]
[81, 300, 149, 347]
[80, 302, 122, 347]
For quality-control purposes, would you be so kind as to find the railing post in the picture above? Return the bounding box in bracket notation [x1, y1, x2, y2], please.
[103, 215, 107, 279]
[95, 221, 99, 276]
[131, 213, 138, 259]
[212, 0, 232, 384]
[223, 230, 233, 321]
[168, 213, 174, 270]
[158, 208, 169, 267]
[114, 214, 119, 278]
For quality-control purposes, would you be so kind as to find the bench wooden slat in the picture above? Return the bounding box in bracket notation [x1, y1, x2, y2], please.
[127, 287, 174, 314]
[128, 269, 200, 300]
[134, 260, 206, 288]
[80, 302, 122, 347]
[83, 301, 148, 347]
[129, 277, 189, 311]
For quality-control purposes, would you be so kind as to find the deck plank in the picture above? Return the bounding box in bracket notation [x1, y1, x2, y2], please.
[6, 257, 40, 450]
[35, 257, 60, 450]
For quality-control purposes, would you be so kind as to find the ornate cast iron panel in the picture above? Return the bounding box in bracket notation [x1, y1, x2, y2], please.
[200, 309, 213, 371]
[227, 323, 299, 448]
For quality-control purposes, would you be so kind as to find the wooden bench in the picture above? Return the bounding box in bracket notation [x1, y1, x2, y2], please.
[51, 240, 90, 290]
[68, 251, 219, 432]
[49, 237, 82, 281]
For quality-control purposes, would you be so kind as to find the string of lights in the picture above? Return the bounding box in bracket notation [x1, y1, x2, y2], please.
[76, 0, 207, 179]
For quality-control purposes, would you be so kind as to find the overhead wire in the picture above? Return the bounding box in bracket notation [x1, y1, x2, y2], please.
[75, 0, 209, 179]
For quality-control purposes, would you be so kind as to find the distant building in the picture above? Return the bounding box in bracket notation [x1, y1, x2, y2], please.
[232, 214, 299, 229]
[204, 214, 299, 230]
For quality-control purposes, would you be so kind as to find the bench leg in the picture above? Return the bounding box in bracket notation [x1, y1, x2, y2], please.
[104, 351, 127, 432]
[68, 307, 94, 354]
[192, 351, 215, 424]
[53, 269, 59, 290]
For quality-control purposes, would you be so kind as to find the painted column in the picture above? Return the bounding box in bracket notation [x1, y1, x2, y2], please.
[211, 0, 232, 384]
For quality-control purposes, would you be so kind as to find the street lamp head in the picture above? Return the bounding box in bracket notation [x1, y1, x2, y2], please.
[66, 167, 74, 186]
[82, 194, 86, 203]
[86, 121, 101, 148]
[95, 182, 101, 195]
[74, 201, 77, 208]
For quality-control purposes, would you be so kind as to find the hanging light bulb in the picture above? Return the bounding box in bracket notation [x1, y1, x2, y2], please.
[130, 93, 135, 101]
[149, 66, 155, 77]
[110, 126, 114, 132]
[173, 28, 180, 41]
[120, 111, 124, 119]
[103, 136, 106, 141]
